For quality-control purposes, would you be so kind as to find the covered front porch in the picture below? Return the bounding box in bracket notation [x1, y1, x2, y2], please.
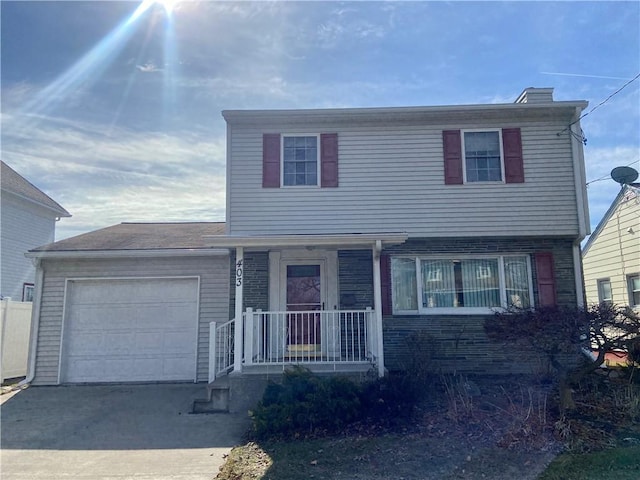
[203, 233, 408, 381]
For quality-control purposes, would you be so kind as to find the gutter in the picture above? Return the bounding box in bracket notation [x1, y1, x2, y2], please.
[202, 232, 408, 249]
[19, 259, 44, 386]
[25, 248, 230, 260]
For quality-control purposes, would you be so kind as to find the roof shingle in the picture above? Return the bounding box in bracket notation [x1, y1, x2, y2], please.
[31, 222, 226, 252]
[1, 161, 71, 217]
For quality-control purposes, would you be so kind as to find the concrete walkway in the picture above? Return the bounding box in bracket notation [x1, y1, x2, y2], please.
[0, 383, 250, 480]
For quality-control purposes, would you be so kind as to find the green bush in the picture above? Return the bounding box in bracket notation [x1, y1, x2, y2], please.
[250, 367, 363, 439]
[250, 364, 438, 439]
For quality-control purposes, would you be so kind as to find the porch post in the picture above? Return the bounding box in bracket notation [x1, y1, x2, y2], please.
[372, 240, 385, 377]
[233, 247, 244, 374]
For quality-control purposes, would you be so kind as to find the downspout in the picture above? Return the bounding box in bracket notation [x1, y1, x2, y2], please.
[570, 110, 590, 308]
[19, 258, 44, 386]
[372, 240, 385, 377]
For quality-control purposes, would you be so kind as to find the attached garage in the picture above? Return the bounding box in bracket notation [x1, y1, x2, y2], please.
[61, 277, 199, 383]
[25, 222, 230, 385]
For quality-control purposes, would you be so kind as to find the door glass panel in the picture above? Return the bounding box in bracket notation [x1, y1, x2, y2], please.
[286, 264, 321, 350]
[286, 265, 321, 311]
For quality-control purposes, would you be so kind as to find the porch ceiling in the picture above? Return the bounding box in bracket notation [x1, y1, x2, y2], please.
[202, 232, 408, 249]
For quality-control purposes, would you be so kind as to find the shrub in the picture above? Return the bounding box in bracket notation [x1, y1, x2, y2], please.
[250, 367, 363, 439]
[484, 304, 640, 411]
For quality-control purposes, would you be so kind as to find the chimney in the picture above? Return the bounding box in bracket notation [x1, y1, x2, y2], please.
[515, 87, 554, 104]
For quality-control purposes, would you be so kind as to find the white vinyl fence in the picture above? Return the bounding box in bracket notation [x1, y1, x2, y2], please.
[1, 298, 32, 382]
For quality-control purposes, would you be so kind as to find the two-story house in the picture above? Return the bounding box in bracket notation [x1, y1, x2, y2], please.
[25, 88, 590, 400]
[1, 161, 71, 301]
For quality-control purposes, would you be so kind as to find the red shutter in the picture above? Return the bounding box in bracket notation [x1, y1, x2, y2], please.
[380, 254, 391, 315]
[535, 252, 557, 307]
[502, 128, 524, 183]
[443, 130, 463, 185]
[320, 133, 338, 187]
[262, 133, 281, 188]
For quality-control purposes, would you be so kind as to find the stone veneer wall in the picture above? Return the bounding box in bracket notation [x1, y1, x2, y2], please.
[227, 237, 577, 375]
[382, 237, 578, 374]
[228, 251, 269, 318]
[338, 250, 373, 310]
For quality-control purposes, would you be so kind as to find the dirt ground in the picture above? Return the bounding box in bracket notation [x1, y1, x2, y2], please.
[216, 373, 639, 480]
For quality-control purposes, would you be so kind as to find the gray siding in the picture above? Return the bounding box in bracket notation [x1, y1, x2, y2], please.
[227, 120, 580, 237]
[1, 193, 57, 300]
[33, 255, 229, 385]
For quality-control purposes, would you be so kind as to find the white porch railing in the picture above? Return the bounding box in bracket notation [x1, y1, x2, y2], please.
[209, 308, 378, 381]
[243, 308, 377, 367]
[208, 319, 235, 383]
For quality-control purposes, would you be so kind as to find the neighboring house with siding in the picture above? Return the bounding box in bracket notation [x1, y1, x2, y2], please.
[583, 183, 640, 309]
[1, 161, 70, 301]
[25, 88, 591, 397]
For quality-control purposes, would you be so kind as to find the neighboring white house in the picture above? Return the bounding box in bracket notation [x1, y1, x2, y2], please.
[583, 183, 640, 308]
[1, 161, 71, 301]
[25, 87, 591, 390]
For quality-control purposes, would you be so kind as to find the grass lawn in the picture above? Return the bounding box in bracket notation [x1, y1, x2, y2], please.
[539, 446, 640, 480]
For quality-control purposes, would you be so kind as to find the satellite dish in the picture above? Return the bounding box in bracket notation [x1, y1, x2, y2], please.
[611, 166, 639, 185]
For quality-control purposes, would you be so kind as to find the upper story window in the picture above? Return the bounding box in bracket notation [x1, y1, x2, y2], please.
[263, 133, 338, 188]
[463, 130, 503, 182]
[283, 136, 318, 186]
[597, 278, 612, 306]
[443, 128, 524, 185]
[627, 274, 640, 307]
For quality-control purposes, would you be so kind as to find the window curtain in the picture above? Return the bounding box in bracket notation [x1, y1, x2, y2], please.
[421, 260, 455, 308]
[392, 258, 417, 311]
[460, 259, 500, 307]
[504, 257, 530, 308]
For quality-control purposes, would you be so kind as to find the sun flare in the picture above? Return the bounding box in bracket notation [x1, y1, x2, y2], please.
[154, 0, 180, 14]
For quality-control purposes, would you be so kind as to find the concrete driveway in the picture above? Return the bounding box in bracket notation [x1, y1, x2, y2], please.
[0, 383, 250, 480]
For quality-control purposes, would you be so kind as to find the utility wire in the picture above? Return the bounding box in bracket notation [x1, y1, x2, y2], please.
[558, 72, 640, 138]
[586, 159, 640, 186]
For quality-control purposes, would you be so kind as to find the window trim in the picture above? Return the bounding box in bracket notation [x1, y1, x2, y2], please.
[22, 283, 34, 302]
[461, 129, 506, 184]
[627, 274, 640, 307]
[596, 278, 613, 305]
[281, 134, 321, 188]
[391, 254, 534, 315]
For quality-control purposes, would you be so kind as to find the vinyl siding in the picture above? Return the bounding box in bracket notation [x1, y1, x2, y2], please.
[227, 120, 580, 237]
[583, 191, 640, 306]
[32, 255, 229, 385]
[1, 193, 58, 300]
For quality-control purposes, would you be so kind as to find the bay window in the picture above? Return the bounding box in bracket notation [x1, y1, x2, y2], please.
[391, 255, 533, 314]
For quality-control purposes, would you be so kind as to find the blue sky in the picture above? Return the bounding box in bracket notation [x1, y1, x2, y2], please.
[2, 1, 639, 241]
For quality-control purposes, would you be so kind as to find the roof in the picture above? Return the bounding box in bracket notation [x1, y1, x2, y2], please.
[222, 91, 588, 126]
[1, 161, 71, 217]
[30, 222, 226, 253]
[583, 183, 640, 255]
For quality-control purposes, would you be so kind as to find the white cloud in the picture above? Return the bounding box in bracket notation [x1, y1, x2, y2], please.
[136, 62, 162, 73]
[2, 114, 226, 240]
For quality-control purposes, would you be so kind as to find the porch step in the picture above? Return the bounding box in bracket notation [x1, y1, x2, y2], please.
[191, 376, 230, 414]
[192, 365, 377, 414]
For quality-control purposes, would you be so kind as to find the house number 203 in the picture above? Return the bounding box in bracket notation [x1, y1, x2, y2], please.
[236, 259, 243, 287]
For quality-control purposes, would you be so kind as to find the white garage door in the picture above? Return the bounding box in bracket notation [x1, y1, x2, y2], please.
[61, 278, 199, 383]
